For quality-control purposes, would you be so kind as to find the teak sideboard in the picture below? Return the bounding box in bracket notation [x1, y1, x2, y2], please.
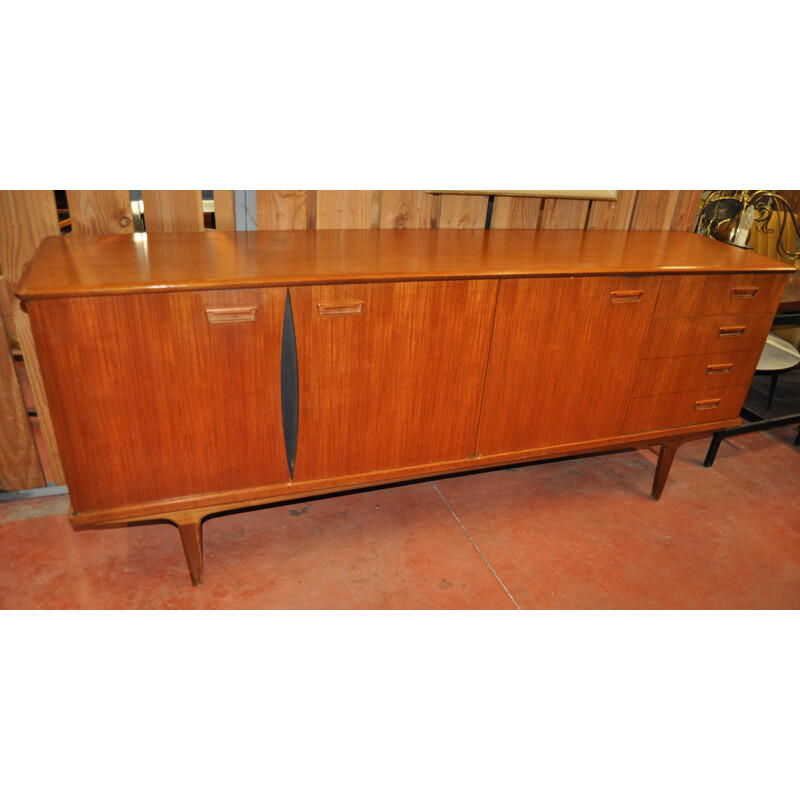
[16, 230, 792, 586]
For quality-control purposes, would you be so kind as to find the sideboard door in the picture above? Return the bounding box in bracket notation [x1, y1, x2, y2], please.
[29, 288, 289, 513]
[476, 276, 660, 455]
[290, 280, 498, 481]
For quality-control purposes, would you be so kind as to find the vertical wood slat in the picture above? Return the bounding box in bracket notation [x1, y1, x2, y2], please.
[140, 190, 205, 233]
[630, 190, 680, 230]
[437, 194, 489, 229]
[256, 191, 309, 230]
[539, 198, 590, 230]
[66, 190, 134, 235]
[670, 191, 703, 232]
[0, 191, 61, 337]
[213, 190, 236, 231]
[379, 191, 439, 229]
[0, 313, 44, 490]
[13, 303, 66, 485]
[586, 190, 638, 230]
[490, 196, 542, 229]
[316, 191, 381, 229]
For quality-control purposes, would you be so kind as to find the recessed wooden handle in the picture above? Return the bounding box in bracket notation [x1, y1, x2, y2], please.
[695, 398, 721, 410]
[610, 290, 643, 303]
[317, 301, 364, 316]
[206, 307, 257, 323]
[706, 363, 733, 375]
[730, 287, 758, 298]
[718, 325, 745, 337]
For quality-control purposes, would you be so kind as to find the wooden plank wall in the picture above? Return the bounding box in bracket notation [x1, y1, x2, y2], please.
[1, 188, 705, 492]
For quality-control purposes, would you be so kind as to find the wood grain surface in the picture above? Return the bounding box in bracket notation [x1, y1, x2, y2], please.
[379, 191, 438, 229]
[291, 279, 498, 481]
[642, 312, 776, 359]
[630, 190, 680, 230]
[437, 194, 488, 229]
[623, 385, 749, 434]
[141, 190, 204, 233]
[13, 302, 66, 485]
[539, 197, 590, 229]
[316, 191, 380, 229]
[29, 287, 289, 512]
[586, 190, 637, 230]
[213, 190, 236, 231]
[17, 230, 791, 301]
[476, 276, 660, 454]
[256, 191, 308, 230]
[652, 273, 787, 317]
[66, 190, 133, 235]
[0, 190, 60, 335]
[632, 350, 762, 398]
[490, 196, 542, 229]
[0, 313, 44, 491]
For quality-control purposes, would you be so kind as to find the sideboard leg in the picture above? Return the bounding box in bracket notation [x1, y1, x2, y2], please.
[651, 440, 682, 501]
[173, 515, 204, 586]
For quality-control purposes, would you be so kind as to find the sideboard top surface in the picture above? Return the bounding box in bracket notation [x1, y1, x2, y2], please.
[17, 229, 792, 300]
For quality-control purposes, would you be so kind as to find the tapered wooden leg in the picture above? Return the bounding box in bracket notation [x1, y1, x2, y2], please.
[651, 440, 682, 500]
[173, 514, 204, 586]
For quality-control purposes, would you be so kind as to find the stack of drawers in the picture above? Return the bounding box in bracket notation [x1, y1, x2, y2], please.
[623, 273, 787, 434]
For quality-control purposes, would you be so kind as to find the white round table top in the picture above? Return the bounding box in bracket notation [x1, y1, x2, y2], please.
[758, 333, 800, 371]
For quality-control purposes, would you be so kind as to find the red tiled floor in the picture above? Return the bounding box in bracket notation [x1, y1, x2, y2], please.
[1, 428, 798, 609]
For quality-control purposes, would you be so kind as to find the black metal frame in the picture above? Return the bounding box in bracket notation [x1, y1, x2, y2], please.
[703, 310, 800, 467]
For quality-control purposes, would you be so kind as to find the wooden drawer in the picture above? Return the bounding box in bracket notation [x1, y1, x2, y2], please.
[642, 312, 774, 359]
[622, 385, 747, 434]
[654, 273, 787, 318]
[632, 350, 762, 398]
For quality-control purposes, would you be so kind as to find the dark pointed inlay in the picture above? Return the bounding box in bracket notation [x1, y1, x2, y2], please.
[281, 290, 299, 478]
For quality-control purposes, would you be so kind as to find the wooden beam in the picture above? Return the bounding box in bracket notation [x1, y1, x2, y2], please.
[66, 190, 134, 235]
[13, 300, 66, 485]
[141, 190, 204, 233]
[379, 191, 439, 229]
[213, 190, 236, 231]
[539, 198, 590, 229]
[256, 191, 309, 230]
[437, 194, 488, 229]
[586, 190, 637, 230]
[670, 191, 703, 232]
[0, 312, 44, 491]
[630, 190, 680, 231]
[490, 196, 542, 229]
[316, 191, 381, 229]
[0, 191, 61, 338]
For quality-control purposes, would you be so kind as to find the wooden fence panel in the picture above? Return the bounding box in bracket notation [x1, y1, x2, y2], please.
[490, 196, 541, 229]
[0, 314, 44, 491]
[213, 190, 236, 231]
[379, 191, 439, 229]
[670, 191, 703, 232]
[66, 190, 134, 235]
[141, 190, 204, 233]
[13, 303, 66, 485]
[630, 190, 679, 230]
[539, 198, 590, 229]
[0, 191, 61, 338]
[256, 191, 309, 230]
[586, 190, 637, 230]
[316, 191, 380, 229]
[437, 194, 488, 229]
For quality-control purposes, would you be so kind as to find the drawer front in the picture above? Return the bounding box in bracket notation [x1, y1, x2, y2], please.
[622, 386, 748, 434]
[632, 350, 762, 397]
[643, 312, 774, 359]
[654, 273, 787, 318]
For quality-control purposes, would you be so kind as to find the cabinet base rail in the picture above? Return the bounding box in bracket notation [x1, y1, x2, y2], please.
[71, 427, 724, 586]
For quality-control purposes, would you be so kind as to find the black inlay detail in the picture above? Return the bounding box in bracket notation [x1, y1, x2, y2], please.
[281, 290, 299, 478]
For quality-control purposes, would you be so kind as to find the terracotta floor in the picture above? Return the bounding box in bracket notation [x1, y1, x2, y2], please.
[1, 427, 799, 609]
